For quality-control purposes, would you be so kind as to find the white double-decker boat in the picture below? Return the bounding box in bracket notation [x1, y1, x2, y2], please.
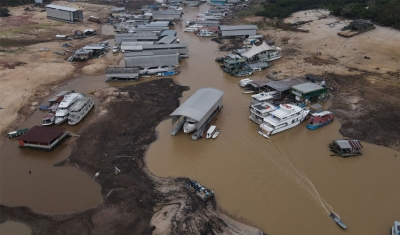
[258, 103, 309, 138]
[68, 98, 94, 125]
[55, 93, 84, 125]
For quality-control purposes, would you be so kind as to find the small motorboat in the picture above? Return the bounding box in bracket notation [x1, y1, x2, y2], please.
[155, 71, 180, 77]
[212, 129, 220, 139]
[206, 125, 216, 139]
[330, 213, 347, 229]
[42, 112, 56, 126]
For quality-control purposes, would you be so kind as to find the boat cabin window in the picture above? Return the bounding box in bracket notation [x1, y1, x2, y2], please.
[148, 67, 158, 69]
[188, 121, 196, 124]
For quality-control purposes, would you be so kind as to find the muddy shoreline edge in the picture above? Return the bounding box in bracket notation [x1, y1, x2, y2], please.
[0, 79, 265, 235]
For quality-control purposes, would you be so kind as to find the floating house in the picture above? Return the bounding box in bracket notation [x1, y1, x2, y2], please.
[115, 33, 158, 45]
[170, 88, 224, 140]
[106, 67, 140, 82]
[152, 10, 182, 21]
[125, 54, 180, 67]
[45, 4, 83, 23]
[240, 42, 282, 62]
[73, 49, 93, 61]
[17, 126, 68, 150]
[264, 77, 308, 95]
[160, 30, 177, 37]
[218, 25, 257, 37]
[142, 43, 189, 57]
[328, 139, 363, 157]
[291, 82, 328, 103]
[185, 180, 214, 202]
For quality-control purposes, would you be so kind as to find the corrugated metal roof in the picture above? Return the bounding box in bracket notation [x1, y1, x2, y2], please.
[46, 4, 78, 12]
[156, 35, 177, 44]
[219, 25, 258, 30]
[153, 10, 182, 15]
[136, 26, 169, 30]
[160, 30, 177, 37]
[142, 43, 188, 50]
[170, 88, 224, 121]
[17, 126, 65, 143]
[266, 77, 308, 92]
[125, 54, 179, 67]
[123, 36, 159, 40]
[336, 140, 363, 149]
[291, 82, 325, 94]
[106, 67, 139, 73]
[242, 42, 279, 58]
[125, 50, 180, 57]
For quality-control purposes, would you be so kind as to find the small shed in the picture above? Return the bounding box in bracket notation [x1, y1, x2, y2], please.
[329, 139, 363, 157]
[218, 25, 257, 37]
[291, 82, 328, 102]
[17, 126, 68, 150]
[45, 4, 83, 23]
[106, 67, 139, 82]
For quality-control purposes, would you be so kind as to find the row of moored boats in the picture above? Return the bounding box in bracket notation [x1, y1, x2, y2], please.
[247, 89, 334, 138]
[42, 90, 94, 126]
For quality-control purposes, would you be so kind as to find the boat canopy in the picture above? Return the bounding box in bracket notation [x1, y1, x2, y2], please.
[241, 41, 281, 59]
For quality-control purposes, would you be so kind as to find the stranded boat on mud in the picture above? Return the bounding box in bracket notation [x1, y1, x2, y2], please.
[306, 111, 334, 130]
[330, 212, 347, 229]
[68, 98, 94, 125]
[185, 180, 214, 202]
[258, 104, 309, 138]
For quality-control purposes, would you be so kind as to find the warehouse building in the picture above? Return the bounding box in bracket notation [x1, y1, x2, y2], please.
[218, 25, 257, 37]
[156, 35, 178, 44]
[125, 50, 180, 57]
[105, 67, 139, 82]
[170, 88, 224, 140]
[121, 42, 154, 52]
[142, 43, 189, 57]
[45, 4, 83, 23]
[125, 54, 180, 67]
[115, 33, 158, 45]
[152, 10, 182, 21]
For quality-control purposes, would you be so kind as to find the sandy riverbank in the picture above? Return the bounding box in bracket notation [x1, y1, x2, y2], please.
[0, 1, 118, 145]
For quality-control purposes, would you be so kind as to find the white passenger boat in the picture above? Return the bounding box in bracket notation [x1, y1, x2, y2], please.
[68, 98, 94, 125]
[183, 26, 201, 32]
[238, 78, 253, 87]
[206, 125, 217, 139]
[249, 102, 277, 124]
[197, 29, 216, 37]
[183, 117, 198, 133]
[55, 93, 84, 125]
[258, 104, 310, 138]
[250, 91, 279, 105]
[42, 112, 56, 126]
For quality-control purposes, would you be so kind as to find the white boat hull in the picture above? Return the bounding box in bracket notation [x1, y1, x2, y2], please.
[55, 117, 68, 125]
[258, 110, 309, 138]
[68, 99, 94, 125]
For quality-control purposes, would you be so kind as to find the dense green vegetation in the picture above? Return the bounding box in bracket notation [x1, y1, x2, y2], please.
[256, 0, 400, 29]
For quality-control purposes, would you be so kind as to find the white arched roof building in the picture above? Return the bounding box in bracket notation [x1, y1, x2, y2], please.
[170, 88, 224, 136]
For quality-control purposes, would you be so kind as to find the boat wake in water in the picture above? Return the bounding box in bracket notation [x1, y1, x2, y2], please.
[235, 134, 332, 215]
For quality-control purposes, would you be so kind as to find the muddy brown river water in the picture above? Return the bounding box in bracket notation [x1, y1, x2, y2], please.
[1, 5, 399, 235]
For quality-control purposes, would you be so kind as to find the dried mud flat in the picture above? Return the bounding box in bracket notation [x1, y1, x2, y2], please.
[0, 79, 264, 235]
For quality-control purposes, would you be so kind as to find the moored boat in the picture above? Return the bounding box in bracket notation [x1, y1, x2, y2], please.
[392, 221, 400, 235]
[330, 212, 347, 229]
[258, 104, 309, 138]
[206, 125, 217, 139]
[155, 70, 180, 77]
[184, 180, 214, 202]
[238, 78, 253, 87]
[212, 129, 220, 139]
[306, 111, 334, 130]
[183, 117, 198, 133]
[42, 112, 56, 126]
[68, 98, 94, 125]
[55, 93, 84, 125]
